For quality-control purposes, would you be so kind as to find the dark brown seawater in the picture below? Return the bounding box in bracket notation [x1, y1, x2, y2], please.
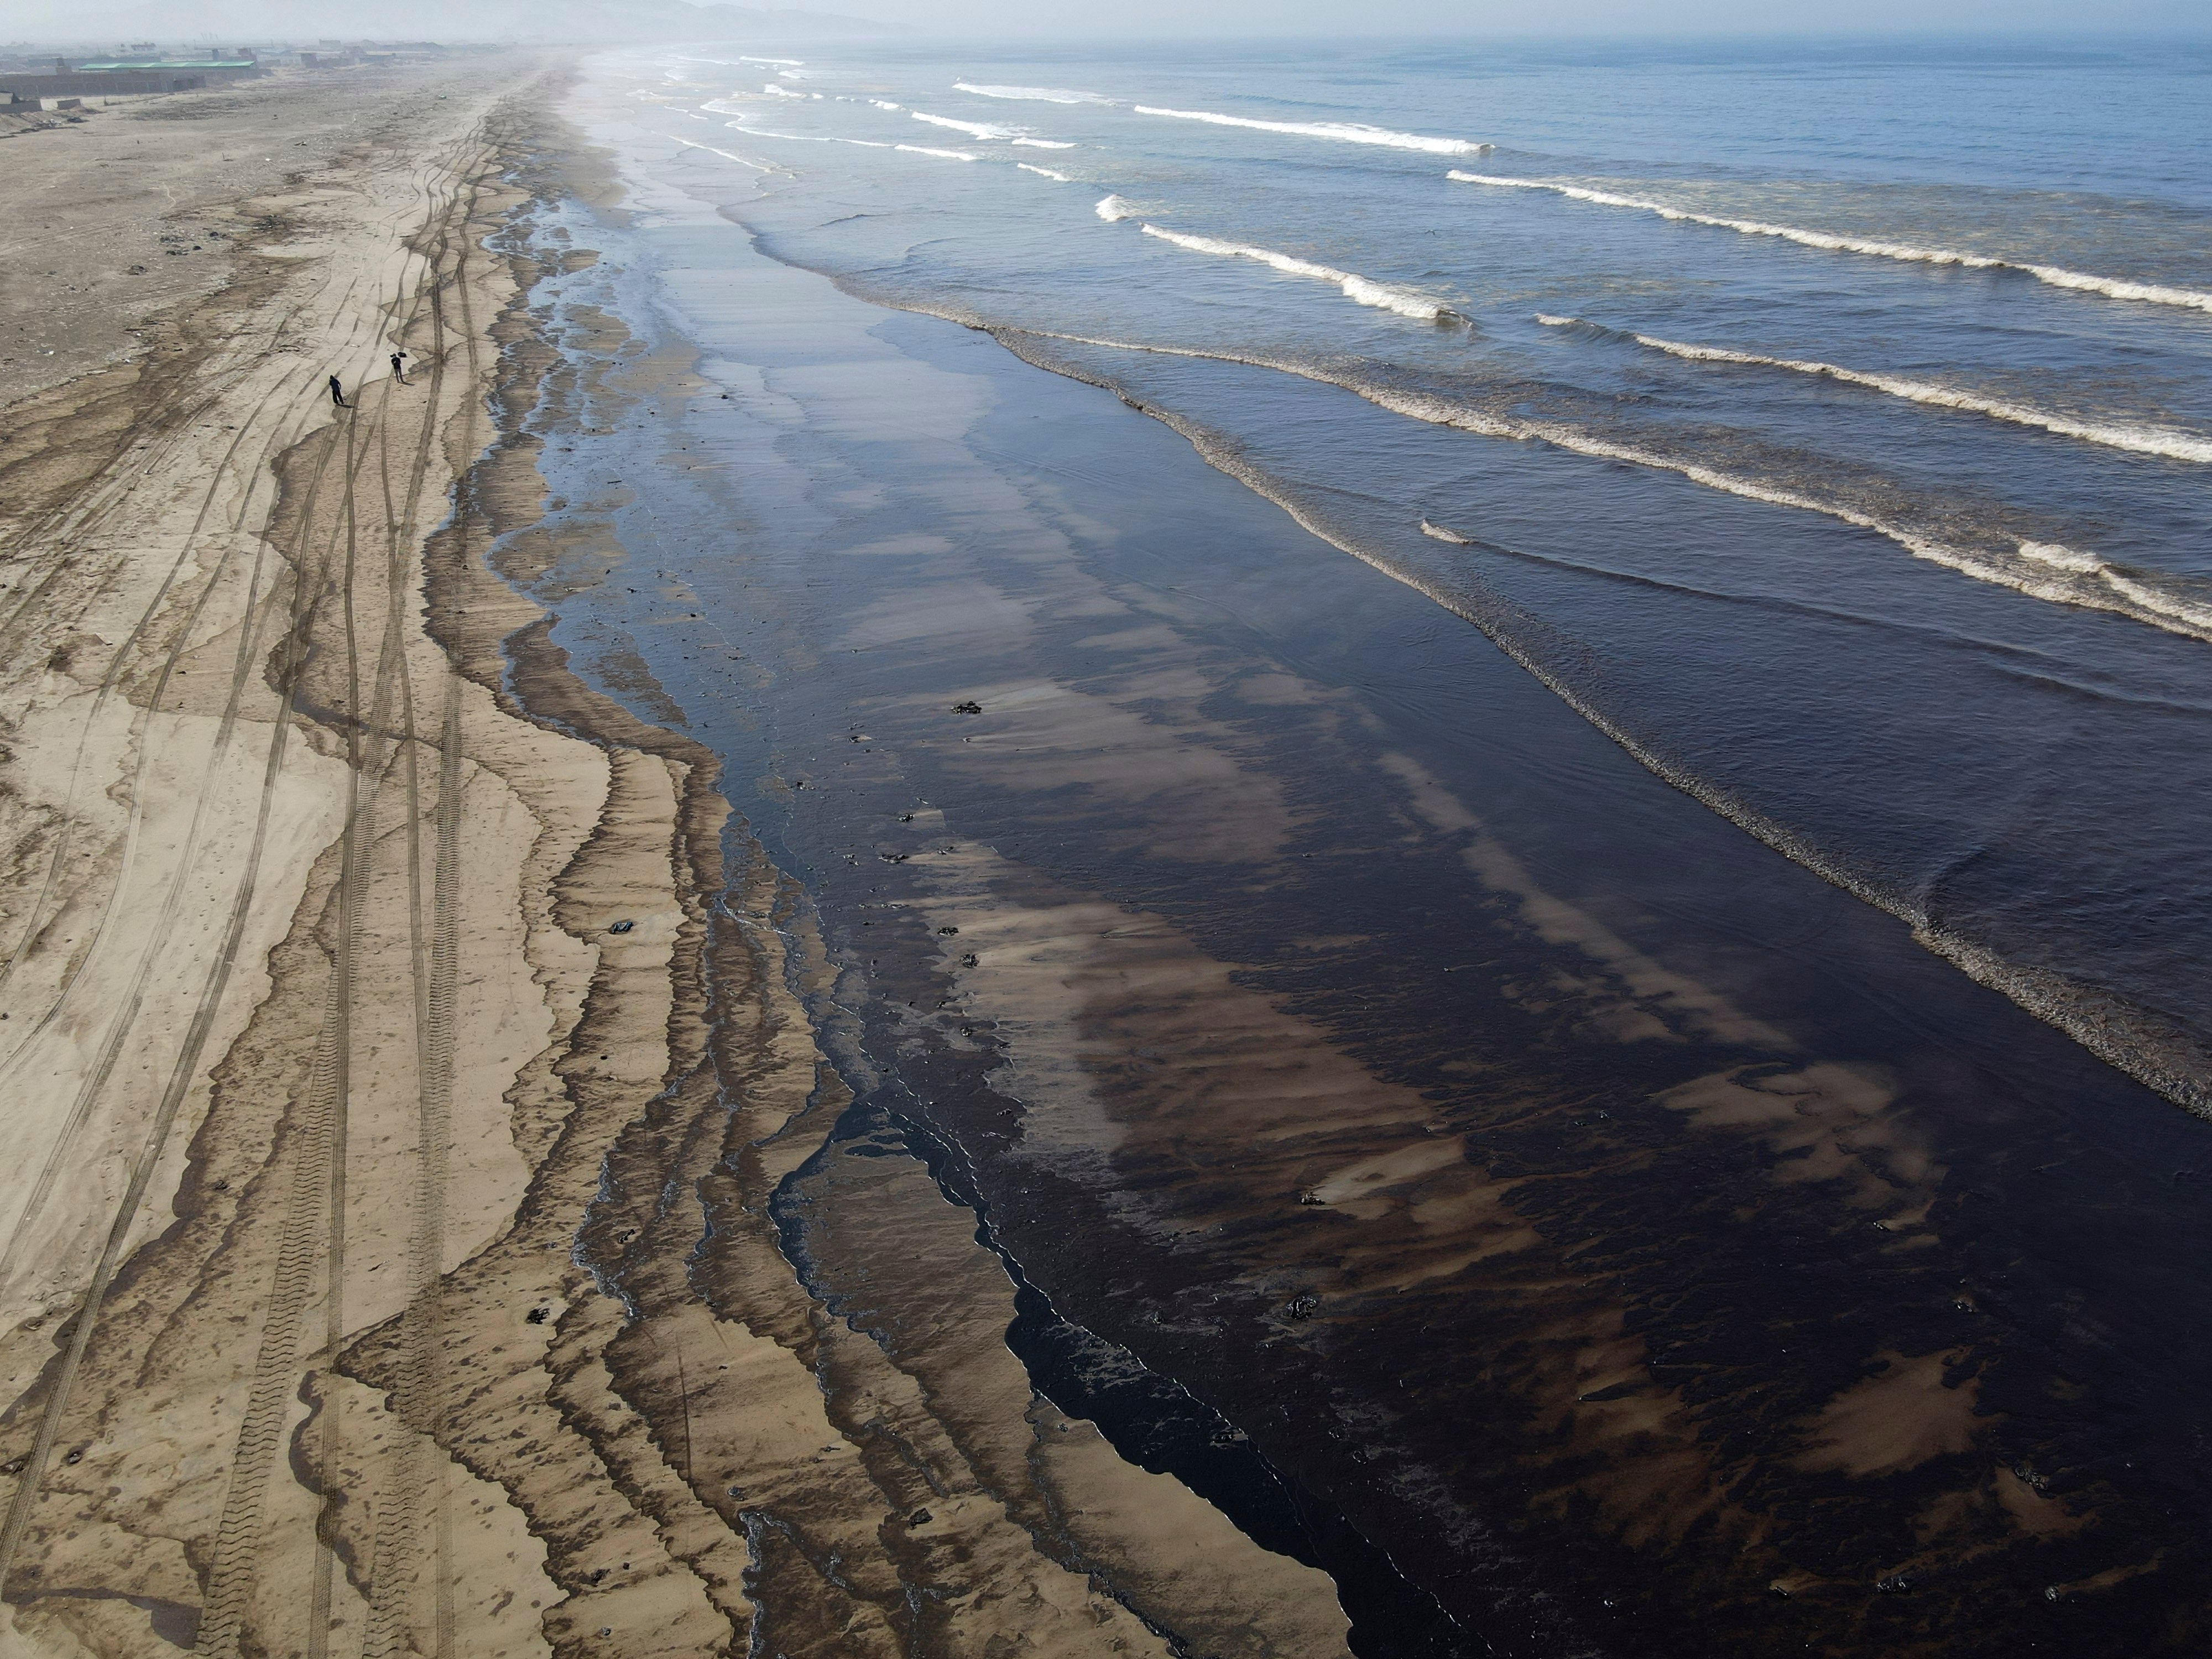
[513, 152, 2212, 1658]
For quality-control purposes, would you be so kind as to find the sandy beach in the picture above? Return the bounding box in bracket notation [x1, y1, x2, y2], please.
[0, 52, 1351, 1659]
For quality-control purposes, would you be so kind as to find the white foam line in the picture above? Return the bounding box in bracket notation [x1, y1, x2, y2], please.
[1547, 316, 2212, 464]
[725, 121, 888, 148]
[870, 99, 902, 110]
[956, 82, 1112, 104]
[912, 110, 1019, 139]
[897, 144, 979, 161]
[670, 54, 802, 67]
[1124, 222, 1452, 321]
[672, 135, 773, 171]
[1013, 137, 1077, 150]
[1452, 173, 2212, 315]
[1136, 105, 1490, 156]
[762, 84, 821, 100]
[1019, 163, 1072, 181]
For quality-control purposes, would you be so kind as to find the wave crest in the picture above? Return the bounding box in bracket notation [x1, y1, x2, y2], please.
[1133, 223, 1456, 322]
[726, 121, 888, 149]
[1540, 315, 2212, 463]
[671, 135, 773, 172]
[1452, 173, 2212, 315]
[912, 110, 1019, 140]
[1135, 105, 1489, 155]
[955, 82, 1113, 104]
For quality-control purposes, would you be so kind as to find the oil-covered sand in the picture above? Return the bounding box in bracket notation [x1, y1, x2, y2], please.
[0, 49, 2207, 1659]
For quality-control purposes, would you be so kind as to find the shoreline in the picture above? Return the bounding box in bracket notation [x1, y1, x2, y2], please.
[531, 54, 2212, 1658]
[0, 55, 1373, 1659]
[3, 40, 2208, 1659]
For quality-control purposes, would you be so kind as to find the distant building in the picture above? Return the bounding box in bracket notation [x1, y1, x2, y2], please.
[0, 57, 260, 100]
[71, 59, 261, 81]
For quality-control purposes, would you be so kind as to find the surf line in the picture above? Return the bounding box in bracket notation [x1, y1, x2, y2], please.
[1136, 104, 1490, 156]
[721, 120, 891, 149]
[671, 134, 774, 171]
[995, 317, 2212, 645]
[910, 109, 1079, 150]
[1097, 197, 1457, 323]
[955, 82, 1113, 104]
[1453, 172, 2212, 316]
[1538, 315, 2212, 464]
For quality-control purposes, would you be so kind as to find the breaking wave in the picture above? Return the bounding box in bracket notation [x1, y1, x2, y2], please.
[1014, 137, 1076, 149]
[723, 121, 888, 149]
[671, 135, 773, 172]
[1452, 173, 2212, 315]
[1135, 105, 1490, 155]
[1018, 163, 1072, 181]
[1542, 316, 2212, 463]
[896, 144, 980, 162]
[990, 322, 2212, 644]
[1095, 194, 1139, 221]
[761, 84, 816, 100]
[955, 82, 1113, 103]
[1131, 224, 1458, 322]
[912, 110, 1020, 139]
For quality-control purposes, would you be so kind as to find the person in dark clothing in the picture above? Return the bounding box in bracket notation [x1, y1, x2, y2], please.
[390, 351, 407, 384]
[327, 374, 347, 408]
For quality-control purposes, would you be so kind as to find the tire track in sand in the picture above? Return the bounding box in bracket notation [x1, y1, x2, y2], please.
[189, 138, 493, 1659]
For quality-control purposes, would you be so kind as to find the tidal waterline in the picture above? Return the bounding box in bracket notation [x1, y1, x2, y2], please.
[492, 60, 2212, 1657]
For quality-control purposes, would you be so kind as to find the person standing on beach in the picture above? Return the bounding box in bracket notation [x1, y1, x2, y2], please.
[327, 373, 347, 409]
[390, 350, 408, 384]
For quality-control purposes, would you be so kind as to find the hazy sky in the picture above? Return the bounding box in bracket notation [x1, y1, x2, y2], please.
[13, 0, 2209, 43]
[800, 0, 2211, 35]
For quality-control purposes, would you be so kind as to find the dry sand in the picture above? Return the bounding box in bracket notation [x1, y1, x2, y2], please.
[0, 54, 1348, 1659]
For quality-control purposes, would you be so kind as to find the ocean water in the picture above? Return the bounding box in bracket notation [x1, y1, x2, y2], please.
[635, 37, 2212, 1115]
[534, 40, 2212, 1656]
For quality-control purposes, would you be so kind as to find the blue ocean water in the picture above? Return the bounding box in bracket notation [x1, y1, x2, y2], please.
[619, 36, 2212, 1114]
